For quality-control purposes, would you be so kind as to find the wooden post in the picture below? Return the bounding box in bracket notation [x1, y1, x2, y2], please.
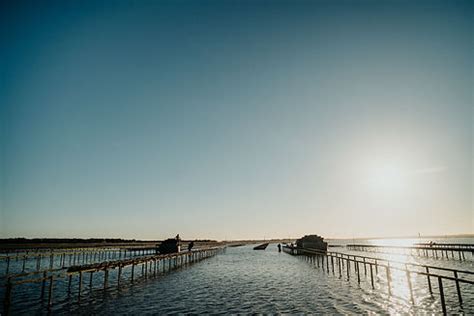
[4, 277, 12, 316]
[131, 264, 135, 283]
[41, 271, 47, 299]
[338, 257, 342, 278]
[356, 261, 360, 283]
[363, 258, 367, 276]
[426, 267, 432, 295]
[78, 272, 83, 302]
[386, 266, 391, 296]
[68, 275, 72, 294]
[331, 256, 334, 274]
[5, 256, 10, 274]
[454, 271, 462, 306]
[104, 269, 109, 290]
[406, 269, 414, 304]
[346, 259, 350, 279]
[118, 266, 122, 288]
[47, 276, 54, 309]
[438, 277, 446, 315]
[89, 272, 93, 289]
[370, 264, 374, 289]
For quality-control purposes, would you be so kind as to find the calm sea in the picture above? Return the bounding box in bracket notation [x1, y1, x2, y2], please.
[1, 237, 474, 314]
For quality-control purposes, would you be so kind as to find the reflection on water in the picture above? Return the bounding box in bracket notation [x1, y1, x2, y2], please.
[1, 238, 473, 314]
[368, 238, 419, 247]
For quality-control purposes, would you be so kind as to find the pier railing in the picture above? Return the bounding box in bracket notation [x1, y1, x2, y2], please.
[346, 244, 473, 261]
[283, 246, 474, 314]
[1, 247, 222, 315]
[0, 247, 158, 276]
[414, 243, 474, 250]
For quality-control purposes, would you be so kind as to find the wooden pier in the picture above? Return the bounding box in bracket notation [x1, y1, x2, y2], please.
[1, 247, 222, 315]
[346, 243, 474, 261]
[0, 247, 159, 276]
[415, 243, 474, 251]
[283, 246, 474, 314]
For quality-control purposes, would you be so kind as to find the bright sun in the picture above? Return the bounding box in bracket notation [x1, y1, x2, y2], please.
[368, 163, 406, 193]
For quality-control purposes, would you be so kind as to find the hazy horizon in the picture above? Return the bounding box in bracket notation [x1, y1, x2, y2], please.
[2, 233, 474, 242]
[1, 0, 472, 240]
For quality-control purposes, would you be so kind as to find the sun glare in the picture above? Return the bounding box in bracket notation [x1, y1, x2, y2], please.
[368, 162, 407, 193]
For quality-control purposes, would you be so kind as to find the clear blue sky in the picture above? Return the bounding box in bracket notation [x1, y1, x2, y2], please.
[0, 0, 472, 240]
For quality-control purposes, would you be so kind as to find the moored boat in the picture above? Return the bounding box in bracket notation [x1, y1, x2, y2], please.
[283, 235, 328, 255]
[253, 242, 269, 250]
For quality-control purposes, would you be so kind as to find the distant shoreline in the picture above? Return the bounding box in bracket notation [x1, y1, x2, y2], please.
[0, 238, 220, 251]
[326, 233, 474, 240]
[1, 234, 472, 244]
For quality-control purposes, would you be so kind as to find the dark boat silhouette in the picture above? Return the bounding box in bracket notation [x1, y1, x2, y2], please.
[253, 242, 269, 250]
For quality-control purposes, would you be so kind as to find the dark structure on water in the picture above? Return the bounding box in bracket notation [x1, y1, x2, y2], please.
[296, 235, 328, 251]
[253, 243, 269, 250]
[158, 238, 181, 254]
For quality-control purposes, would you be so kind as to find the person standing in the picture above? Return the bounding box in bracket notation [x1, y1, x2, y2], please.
[176, 234, 181, 252]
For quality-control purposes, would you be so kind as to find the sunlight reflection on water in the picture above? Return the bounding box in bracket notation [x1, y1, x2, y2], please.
[1, 238, 473, 314]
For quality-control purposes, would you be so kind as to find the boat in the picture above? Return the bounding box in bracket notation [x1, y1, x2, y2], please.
[157, 238, 181, 254]
[283, 235, 328, 255]
[253, 243, 269, 250]
[296, 235, 328, 251]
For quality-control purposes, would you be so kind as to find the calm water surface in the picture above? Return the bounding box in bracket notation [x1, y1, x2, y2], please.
[2, 238, 474, 314]
[65, 244, 384, 314]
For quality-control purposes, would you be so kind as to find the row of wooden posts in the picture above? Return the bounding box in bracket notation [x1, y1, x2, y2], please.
[347, 244, 472, 261]
[414, 243, 474, 251]
[2, 247, 221, 315]
[0, 247, 157, 275]
[284, 246, 474, 315]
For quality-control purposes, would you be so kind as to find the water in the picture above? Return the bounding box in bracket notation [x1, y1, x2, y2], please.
[56, 245, 385, 314]
[1, 238, 474, 314]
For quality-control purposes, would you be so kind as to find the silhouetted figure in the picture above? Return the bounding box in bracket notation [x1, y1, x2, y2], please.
[176, 234, 181, 252]
[277, 243, 282, 252]
[188, 241, 194, 251]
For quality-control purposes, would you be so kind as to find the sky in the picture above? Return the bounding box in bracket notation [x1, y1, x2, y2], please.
[0, 0, 472, 240]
